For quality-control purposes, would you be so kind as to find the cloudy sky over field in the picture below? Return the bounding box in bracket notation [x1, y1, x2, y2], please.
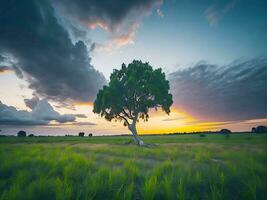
[0, 0, 267, 135]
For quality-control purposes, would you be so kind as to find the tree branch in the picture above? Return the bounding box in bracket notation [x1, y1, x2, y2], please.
[118, 114, 130, 126]
[122, 108, 132, 119]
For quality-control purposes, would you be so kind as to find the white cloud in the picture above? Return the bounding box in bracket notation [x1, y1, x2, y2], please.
[204, 0, 236, 27]
[0, 98, 76, 125]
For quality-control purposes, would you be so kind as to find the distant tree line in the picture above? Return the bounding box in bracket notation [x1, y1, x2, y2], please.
[251, 126, 267, 133]
[164, 126, 267, 135]
[10, 131, 94, 137]
[1, 126, 267, 137]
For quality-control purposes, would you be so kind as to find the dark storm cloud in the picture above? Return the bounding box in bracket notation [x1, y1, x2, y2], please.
[169, 58, 267, 121]
[52, 0, 162, 31]
[0, 54, 12, 73]
[0, 99, 76, 126]
[52, 0, 162, 49]
[0, 0, 106, 102]
[24, 97, 39, 110]
[0, 55, 4, 62]
[0, 66, 11, 73]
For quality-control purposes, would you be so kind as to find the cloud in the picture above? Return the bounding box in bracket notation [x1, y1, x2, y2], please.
[0, 55, 13, 73]
[156, 8, 164, 18]
[74, 114, 87, 118]
[0, 55, 4, 62]
[30, 99, 76, 123]
[0, 66, 11, 73]
[52, 0, 162, 31]
[24, 97, 39, 110]
[86, 20, 109, 31]
[71, 122, 96, 126]
[162, 116, 184, 122]
[95, 22, 140, 52]
[0, 101, 46, 126]
[0, 0, 106, 102]
[111, 31, 135, 47]
[52, 0, 162, 51]
[169, 57, 267, 121]
[0, 99, 77, 126]
[204, 0, 236, 27]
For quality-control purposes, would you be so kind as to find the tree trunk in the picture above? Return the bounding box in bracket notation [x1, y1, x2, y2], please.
[128, 117, 144, 146]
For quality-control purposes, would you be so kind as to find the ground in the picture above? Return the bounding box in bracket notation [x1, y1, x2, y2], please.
[0, 133, 267, 200]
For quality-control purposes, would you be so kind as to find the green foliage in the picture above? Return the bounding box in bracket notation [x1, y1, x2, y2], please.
[93, 60, 173, 126]
[177, 177, 186, 200]
[17, 130, 26, 137]
[143, 175, 158, 200]
[0, 134, 267, 199]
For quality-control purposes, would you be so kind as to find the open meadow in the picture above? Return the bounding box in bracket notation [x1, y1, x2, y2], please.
[0, 133, 267, 200]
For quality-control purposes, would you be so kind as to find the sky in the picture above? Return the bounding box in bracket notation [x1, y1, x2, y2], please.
[0, 0, 267, 136]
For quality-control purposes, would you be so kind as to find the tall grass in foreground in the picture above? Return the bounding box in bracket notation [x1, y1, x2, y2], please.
[0, 134, 267, 200]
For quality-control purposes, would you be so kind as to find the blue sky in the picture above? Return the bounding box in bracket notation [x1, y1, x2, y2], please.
[91, 0, 267, 77]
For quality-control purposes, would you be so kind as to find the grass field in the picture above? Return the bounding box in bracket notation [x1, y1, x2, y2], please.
[0, 133, 267, 200]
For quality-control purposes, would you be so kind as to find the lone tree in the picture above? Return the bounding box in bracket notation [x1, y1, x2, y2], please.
[17, 130, 26, 137]
[78, 132, 85, 137]
[93, 60, 173, 146]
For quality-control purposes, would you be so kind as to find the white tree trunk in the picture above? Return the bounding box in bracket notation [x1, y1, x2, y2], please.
[128, 118, 144, 146]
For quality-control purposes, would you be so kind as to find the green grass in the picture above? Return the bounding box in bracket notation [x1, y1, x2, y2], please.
[0, 133, 267, 199]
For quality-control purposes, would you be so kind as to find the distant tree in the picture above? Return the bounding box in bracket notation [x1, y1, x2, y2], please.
[93, 60, 173, 146]
[28, 134, 34, 137]
[88, 133, 93, 137]
[78, 132, 85, 137]
[17, 130, 26, 137]
[252, 126, 267, 133]
[251, 127, 256, 133]
[219, 129, 231, 134]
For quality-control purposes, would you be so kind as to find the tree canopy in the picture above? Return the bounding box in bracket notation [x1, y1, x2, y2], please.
[93, 60, 173, 145]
